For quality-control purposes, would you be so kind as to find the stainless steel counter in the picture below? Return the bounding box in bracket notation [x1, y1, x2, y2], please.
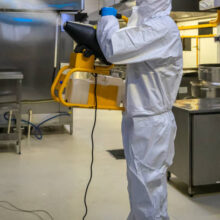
[175, 98, 220, 113]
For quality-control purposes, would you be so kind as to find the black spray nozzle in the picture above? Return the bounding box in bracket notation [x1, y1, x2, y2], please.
[64, 21, 110, 65]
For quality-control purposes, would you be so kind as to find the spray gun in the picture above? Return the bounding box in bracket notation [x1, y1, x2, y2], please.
[51, 14, 128, 109]
[64, 21, 110, 65]
[63, 13, 128, 65]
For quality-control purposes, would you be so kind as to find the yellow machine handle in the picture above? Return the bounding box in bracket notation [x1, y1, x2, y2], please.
[116, 13, 129, 23]
[121, 15, 129, 23]
[51, 65, 70, 102]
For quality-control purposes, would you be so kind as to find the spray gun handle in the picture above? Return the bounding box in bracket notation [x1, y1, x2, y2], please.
[116, 14, 129, 23]
[99, 10, 128, 23]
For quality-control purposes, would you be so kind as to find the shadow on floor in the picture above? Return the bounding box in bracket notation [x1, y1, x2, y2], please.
[168, 176, 220, 198]
[108, 149, 125, 160]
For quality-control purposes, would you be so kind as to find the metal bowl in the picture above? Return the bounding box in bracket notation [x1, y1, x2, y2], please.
[191, 80, 220, 98]
[191, 80, 207, 98]
[199, 64, 220, 83]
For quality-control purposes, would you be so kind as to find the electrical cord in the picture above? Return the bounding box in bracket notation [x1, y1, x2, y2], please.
[0, 111, 68, 220]
[82, 74, 98, 220]
[0, 204, 44, 220]
[4, 112, 70, 140]
[0, 201, 54, 220]
[3, 74, 98, 219]
[1, 114, 70, 219]
[1, 113, 71, 219]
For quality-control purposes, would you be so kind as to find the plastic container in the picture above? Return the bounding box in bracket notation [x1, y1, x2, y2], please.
[66, 74, 124, 108]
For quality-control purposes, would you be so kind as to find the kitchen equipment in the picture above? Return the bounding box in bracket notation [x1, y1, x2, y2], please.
[190, 64, 220, 99]
[199, 64, 220, 83]
[168, 98, 220, 196]
[190, 80, 208, 98]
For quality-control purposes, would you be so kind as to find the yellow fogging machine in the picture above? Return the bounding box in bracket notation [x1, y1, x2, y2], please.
[51, 15, 127, 111]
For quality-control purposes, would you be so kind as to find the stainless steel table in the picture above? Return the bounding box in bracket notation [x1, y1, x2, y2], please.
[168, 98, 220, 196]
[0, 71, 23, 154]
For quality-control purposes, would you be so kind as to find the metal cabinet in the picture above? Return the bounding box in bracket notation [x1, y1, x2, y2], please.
[193, 114, 220, 186]
[0, 2, 81, 127]
[168, 99, 220, 196]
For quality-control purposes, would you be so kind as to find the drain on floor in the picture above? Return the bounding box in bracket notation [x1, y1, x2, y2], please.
[108, 149, 125, 160]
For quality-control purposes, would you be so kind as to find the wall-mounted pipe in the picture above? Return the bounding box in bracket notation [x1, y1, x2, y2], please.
[181, 35, 216, 38]
[179, 23, 217, 30]
[178, 10, 220, 30]
[209, 10, 220, 25]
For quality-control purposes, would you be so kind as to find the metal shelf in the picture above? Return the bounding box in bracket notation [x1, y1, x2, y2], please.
[0, 71, 23, 154]
[0, 133, 18, 142]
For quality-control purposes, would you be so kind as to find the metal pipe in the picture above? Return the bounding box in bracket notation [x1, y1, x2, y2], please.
[54, 15, 60, 70]
[7, 110, 12, 134]
[210, 10, 220, 25]
[178, 10, 220, 30]
[196, 37, 199, 67]
[181, 34, 216, 38]
[28, 110, 32, 139]
[179, 23, 217, 30]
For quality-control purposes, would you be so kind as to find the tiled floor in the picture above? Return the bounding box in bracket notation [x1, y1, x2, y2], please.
[0, 109, 219, 220]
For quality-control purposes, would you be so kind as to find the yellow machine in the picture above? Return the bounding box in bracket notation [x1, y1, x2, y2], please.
[51, 52, 124, 111]
[51, 17, 128, 111]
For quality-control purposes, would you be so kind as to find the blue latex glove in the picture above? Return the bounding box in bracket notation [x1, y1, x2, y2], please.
[101, 7, 117, 17]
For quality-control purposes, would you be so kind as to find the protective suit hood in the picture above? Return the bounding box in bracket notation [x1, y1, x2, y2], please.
[136, 0, 172, 19]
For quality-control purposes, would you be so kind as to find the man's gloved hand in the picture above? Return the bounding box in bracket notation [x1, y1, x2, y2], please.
[101, 7, 117, 17]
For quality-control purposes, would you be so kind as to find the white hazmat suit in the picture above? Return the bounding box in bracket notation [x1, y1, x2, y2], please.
[97, 0, 183, 219]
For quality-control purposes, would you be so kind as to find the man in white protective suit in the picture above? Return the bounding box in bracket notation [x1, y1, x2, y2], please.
[97, 0, 183, 219]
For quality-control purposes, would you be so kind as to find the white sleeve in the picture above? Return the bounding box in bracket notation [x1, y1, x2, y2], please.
[97, 16, 120, 62]
[97, 16, 181, 65]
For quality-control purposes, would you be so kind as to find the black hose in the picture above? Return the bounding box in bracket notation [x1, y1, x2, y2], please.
[82, 74, 98, 220]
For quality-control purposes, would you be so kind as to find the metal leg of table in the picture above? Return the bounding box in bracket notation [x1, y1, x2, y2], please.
[28, 109, 33, 139]
[16, 110, 21, 154]
[7, 110, 13, 134]
[16, 79, 22, 154]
